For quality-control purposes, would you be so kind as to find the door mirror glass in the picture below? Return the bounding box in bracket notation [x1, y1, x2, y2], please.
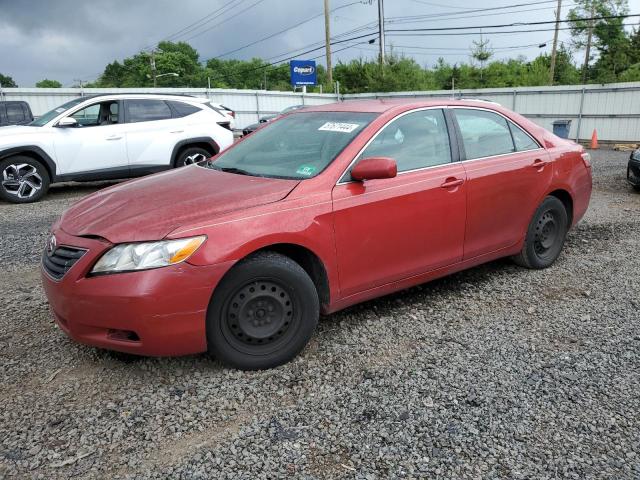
[57, 117, 78, 128]
[351, 157, 397, 181]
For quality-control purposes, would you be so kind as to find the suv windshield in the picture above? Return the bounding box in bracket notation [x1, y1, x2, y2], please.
[29, 97, 87, 126]
[207, 111, 376, 179]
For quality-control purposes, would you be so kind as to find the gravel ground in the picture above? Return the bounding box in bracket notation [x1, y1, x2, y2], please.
[1, 150, 638, 479]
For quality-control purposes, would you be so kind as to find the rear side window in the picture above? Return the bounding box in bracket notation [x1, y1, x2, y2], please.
[126, 99, 172, 123]
[454, 109, 515, 160]
[168, 101, 201, 118]
[509, 121, 539, 151]
[357, 109, 451, 174]
[6, 103, 26, 123]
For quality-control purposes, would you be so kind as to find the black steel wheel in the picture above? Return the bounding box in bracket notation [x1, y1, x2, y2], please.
[512, 196, 568, 269]
[207, 252, 319, 370]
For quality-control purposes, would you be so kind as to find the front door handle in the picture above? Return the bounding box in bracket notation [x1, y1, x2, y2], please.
[106, 135, 122, 141]
[440, 177, 464, 189]
[170, 130, 184, 134]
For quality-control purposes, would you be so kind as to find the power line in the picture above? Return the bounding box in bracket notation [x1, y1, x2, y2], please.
[385, 13, 640, 33]
[182, 0, 270, 42]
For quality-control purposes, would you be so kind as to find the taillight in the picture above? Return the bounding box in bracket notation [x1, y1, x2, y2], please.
[581, 152, 591, 168]
[229, 111, 235, 118]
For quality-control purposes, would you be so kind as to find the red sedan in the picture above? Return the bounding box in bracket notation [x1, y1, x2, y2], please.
[41, 100, 592, 370]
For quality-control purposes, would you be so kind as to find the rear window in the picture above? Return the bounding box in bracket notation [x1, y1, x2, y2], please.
[6, 103, 27, 123]
[126, 99, 172, 123]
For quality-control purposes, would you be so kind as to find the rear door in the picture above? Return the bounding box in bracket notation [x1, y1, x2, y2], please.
[123, 99, 179, 170]
[452, 107, 552, 259]
[332, 108, 467, 297]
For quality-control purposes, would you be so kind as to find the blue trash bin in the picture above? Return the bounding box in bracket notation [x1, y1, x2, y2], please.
[552, 120, 572, 139]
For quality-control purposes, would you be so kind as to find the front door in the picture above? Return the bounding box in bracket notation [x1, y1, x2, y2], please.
[332, 108, 467, 297]
[52, 100, 128, 176]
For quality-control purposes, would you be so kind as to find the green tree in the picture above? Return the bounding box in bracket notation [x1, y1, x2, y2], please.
[0, 73, 17, 87]
[35, 79, 62, 88]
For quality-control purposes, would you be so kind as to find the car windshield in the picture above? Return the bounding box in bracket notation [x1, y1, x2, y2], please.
[28, 97, 87, 126]
[207, 111, 377, 180]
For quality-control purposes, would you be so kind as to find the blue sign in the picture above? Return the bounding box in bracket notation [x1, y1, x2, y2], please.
[290, 60, 317, 86]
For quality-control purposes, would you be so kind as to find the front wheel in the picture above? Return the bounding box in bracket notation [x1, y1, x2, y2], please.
[512, 196, 569, 269]
[206, 252, 319, 370]
[0, 156, 50, 203]
[175, 147, 211, 167]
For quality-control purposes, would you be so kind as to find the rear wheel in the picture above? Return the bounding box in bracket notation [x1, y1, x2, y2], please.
[512, 196, 569, 269]
[206, 252, 319, 370]
[0, 156, 50, 203]
[175, 146, 211, 167]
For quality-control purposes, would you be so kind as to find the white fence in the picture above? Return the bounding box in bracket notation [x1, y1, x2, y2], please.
[345, 82, 640, 143]
[2, 82, 639, 141]
[0, 87, 340, 130]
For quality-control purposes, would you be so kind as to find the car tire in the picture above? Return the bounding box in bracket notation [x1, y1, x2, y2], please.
[175, 146, 211, 167]
[206, 252, 319, 370]
[512, 196, 569, 269]
[0, 156, 50, 204]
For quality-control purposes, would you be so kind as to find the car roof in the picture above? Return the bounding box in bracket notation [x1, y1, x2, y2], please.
[76, 93, 209, 103]
[301, 98, 505, 114]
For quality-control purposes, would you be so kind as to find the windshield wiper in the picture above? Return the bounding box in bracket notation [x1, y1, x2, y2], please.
[216, 166, 253, 176]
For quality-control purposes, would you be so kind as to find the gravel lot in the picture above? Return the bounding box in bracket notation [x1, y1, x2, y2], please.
[1, 150, 638, 479]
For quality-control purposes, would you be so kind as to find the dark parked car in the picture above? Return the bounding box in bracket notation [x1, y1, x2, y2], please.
[628, 148, 640, 191]
[0, 101, 33, 126]
[242, 104, 308, 136]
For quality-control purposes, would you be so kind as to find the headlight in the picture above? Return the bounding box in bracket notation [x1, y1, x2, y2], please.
[632, 149, 640, 161]
[90, 236, 206, 274]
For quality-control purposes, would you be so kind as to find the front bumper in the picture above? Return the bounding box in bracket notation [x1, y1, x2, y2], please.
[628, 156, 640, 187]
[41, 229, 233, 356]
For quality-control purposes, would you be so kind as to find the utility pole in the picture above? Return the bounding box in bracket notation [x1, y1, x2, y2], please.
[549, 0, 562, 85]
[378, 0, 385, 67]
[582, 1, 596, 84]
[150, 50, 158, 87]
[324, 0, 333, 87]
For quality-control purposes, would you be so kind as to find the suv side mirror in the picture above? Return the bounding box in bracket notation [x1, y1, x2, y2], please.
[351, 157, 397, 181]
[57, 117, 78, 128]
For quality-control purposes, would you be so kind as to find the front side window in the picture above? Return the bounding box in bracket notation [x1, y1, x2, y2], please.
[454, 109, 515, 160]
[70, 101, 119, 127]
[208, 111, 377, 179]
[126, 99, 172, 123]
[355, 109, 451, 176]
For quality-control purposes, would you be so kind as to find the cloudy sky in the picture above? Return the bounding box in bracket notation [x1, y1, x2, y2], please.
[1, 0, 639, 87]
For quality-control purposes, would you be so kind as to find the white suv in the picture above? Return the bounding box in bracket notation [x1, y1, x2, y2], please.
[0, 94, 235, 203]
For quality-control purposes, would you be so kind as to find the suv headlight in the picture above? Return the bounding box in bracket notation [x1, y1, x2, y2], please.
[91, 236, 206, 274]
[632, 149, 640, 161]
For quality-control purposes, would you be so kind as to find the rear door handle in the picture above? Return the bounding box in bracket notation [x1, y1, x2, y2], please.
[106, 135, 122, 141]
[440, 177, 464, 189]
[531, 158, 550, 169]
[170, 130, 184, 134]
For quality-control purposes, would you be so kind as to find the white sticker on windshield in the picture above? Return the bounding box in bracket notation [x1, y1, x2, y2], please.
[318, 122, 360, 133]
[55, 108, 66, 113]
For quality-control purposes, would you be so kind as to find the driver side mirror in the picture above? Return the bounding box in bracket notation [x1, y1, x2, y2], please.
[56, 117, 78, 128]
[351, 157, 397, 181]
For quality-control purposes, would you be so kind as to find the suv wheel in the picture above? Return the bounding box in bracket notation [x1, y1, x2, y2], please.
[175, 147, 211, 167]
[206, 252, 319, 370]
[0, 156, 50, 203]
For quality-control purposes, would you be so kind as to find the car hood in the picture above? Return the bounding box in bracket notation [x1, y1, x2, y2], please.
[0, 125, 41, 140]
[59, 166, 300, 243]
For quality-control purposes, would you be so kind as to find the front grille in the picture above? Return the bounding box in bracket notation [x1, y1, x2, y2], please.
[42, 246, 86, 280]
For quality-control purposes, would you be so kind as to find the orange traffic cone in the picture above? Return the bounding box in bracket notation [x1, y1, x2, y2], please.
[590, 129, 599, 149]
